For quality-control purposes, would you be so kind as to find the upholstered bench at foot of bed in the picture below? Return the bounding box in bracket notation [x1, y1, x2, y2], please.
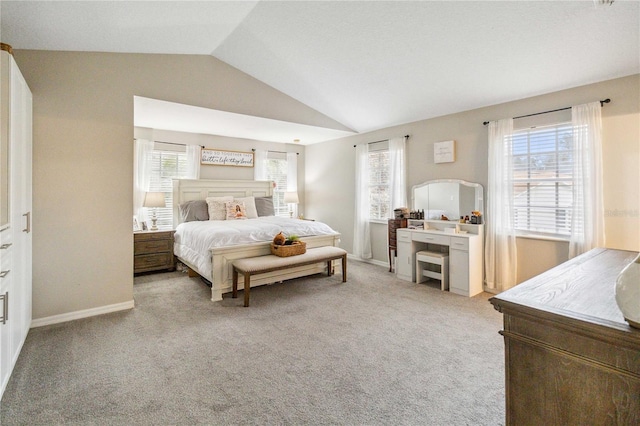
[231, 246, 348, 307]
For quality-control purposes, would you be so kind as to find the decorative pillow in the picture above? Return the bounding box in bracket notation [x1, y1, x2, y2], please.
[233, 196, 258, 219]
[206, 196, 233, 220]
[255, 196, 275, 217]
[225, 201, 247, 220]
[179, 200, 209, 222]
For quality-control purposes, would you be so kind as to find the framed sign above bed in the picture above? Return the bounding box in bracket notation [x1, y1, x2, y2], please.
[201, 148, 254, 167]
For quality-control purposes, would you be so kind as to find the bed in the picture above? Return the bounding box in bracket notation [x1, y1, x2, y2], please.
[172, 179, 342, 301]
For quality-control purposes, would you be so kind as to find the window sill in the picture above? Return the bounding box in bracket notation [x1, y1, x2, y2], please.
[370, 219, 388, 225]
[516, 233, 570, 243]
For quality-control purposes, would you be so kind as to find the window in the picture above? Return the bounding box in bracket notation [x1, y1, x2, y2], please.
[265, 152, 291, 218]
[368, 145, 390, 220]
[511, 122, 574, 237]
[147, 144, 189, 230]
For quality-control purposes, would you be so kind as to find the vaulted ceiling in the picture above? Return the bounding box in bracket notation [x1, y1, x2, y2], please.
[2, 1, 638, 142]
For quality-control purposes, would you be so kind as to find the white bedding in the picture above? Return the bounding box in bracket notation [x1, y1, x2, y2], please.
[174, 217, 339, 279]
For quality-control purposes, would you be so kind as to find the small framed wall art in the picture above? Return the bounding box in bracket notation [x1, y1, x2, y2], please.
[201, 149, 254, 167]
[434, 140, 455, 164]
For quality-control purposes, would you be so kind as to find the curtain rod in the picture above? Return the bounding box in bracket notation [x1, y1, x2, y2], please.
[353, 134, 409, 148]
[150, 140, 205, 148]
[251, 149, 299, 155]
[482, 99, 610, 126]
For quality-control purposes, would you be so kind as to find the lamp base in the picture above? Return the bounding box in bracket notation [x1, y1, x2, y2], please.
[150, 217, 158, 231]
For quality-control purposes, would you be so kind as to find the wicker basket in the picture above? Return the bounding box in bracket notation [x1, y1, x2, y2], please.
[270, 241, 307, 257]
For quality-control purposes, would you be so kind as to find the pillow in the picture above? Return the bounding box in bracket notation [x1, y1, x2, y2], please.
[255, 196, 275, 217]
[233, 196, 258, 219]
[206, 196, 233, 220]
[179, 200, 209, 222]
[225, 201, 247, 220]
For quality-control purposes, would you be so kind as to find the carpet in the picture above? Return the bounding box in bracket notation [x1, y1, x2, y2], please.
[0, 260, 505, 425]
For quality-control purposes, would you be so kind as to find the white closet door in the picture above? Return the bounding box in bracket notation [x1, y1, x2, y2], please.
[0, 49, 32, 399]
[10, 55, 32, 339]
[0, 49, 13, 398]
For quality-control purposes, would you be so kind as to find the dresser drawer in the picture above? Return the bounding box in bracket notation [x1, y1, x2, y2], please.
[135, 239, 172, 255]
[134, 231, 175, 274]
[134, 253, 174, 272]
[134, 231, 173, 242]
[413, 232, 450, 246]
[450, 236, 469, 251]
[397, 229, 412, 242]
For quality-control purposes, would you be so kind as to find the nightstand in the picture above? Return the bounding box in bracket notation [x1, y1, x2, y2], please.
[134, 230, 175, 274]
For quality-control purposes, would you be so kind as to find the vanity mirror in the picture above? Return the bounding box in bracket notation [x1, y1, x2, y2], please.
[412, 179, 483, 221]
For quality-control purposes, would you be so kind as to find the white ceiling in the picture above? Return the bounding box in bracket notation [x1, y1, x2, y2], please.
[134, 96, 355, 145]
[2, 1, 639, 142]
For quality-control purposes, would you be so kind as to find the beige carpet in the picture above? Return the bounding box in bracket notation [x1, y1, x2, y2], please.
[1, 259, 505, 425]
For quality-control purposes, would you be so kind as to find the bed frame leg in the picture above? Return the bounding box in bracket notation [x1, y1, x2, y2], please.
[210, 290, 223, 302]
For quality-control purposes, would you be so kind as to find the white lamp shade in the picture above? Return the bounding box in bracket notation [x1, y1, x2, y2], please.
[283, 191, 299, 204]
[143, 192, 166, 208]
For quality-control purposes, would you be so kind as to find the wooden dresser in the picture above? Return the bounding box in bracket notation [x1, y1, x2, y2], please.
[134, 230, 175, 274]
[387, 218, 407, 272]
[490, 248, 640, 425]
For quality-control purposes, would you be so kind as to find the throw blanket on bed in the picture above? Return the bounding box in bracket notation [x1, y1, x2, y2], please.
[174, 217, 339, 279]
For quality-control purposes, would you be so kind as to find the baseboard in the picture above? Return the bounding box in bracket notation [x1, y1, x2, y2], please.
[30, 300, 135, 328]
[347, 254, 388, 268]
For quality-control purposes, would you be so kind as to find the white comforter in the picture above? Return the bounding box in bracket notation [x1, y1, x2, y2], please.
[174, 217, 339, 279]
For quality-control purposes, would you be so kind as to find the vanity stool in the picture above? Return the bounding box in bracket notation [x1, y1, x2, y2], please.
[416, 251, 449, 291]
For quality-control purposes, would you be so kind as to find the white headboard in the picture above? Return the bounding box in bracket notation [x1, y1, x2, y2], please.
[172, 179, 274, 228]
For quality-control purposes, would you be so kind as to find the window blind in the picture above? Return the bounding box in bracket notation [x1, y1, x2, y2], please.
[147, 148, 188, 230]
[511, 123, 576, 236]
[368, 149, 390, 220]
[266, 152, 289, 217]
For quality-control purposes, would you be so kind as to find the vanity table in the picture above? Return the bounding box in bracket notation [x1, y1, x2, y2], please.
[396, 221, 484, 296]
[396, 179, 485, 297]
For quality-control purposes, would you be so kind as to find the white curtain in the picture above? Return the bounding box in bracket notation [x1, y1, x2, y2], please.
[353, 144, 372, 259]
[186, 144, 201, 179]
[388, 137, 407, 214]
[133, 139, 155, 225]
[286, 152, 298, 217]
[485, 118, 518, 291]
[569, 102, 605, 258]
[253, 149, 268, 181]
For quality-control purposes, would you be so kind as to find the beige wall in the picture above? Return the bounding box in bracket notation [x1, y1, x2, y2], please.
[11, 47, 640, 321]
[14, 50, 344, 321]
[306, 74, 640, 285]
[134, 128, 307, 205]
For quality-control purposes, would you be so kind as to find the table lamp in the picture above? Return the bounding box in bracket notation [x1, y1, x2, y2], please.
[283, 191, 299, 218]
[143, 191, 166, 231]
